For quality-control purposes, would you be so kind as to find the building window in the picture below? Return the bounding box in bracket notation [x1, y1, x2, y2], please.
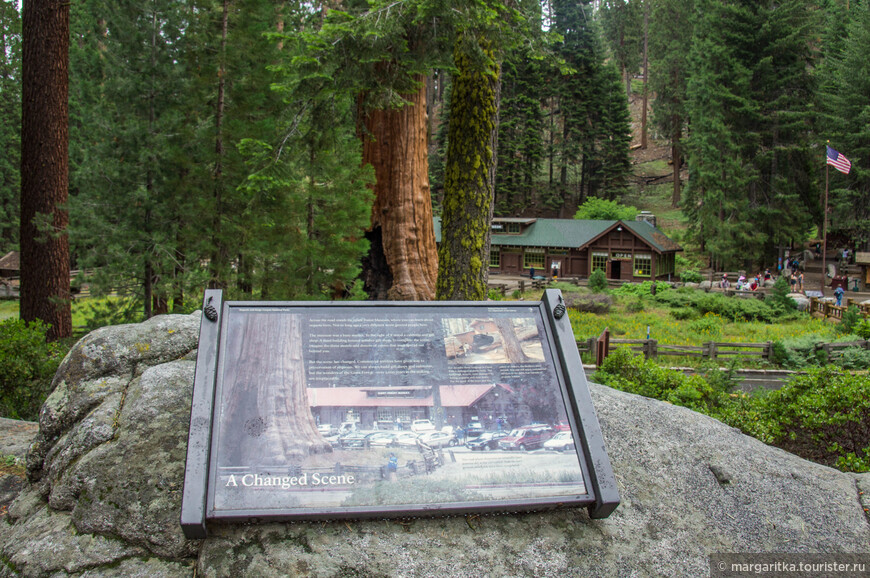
[394, 408, 411, 423]
[489, 250, 500, 268]
[657, 253, 675, 276]
[634, 253, 652, 277]
[592, 252, 608, 272]
[506, 223, 521, 234]
[377, 408, 394, 422]
[524, 248, 545, 268]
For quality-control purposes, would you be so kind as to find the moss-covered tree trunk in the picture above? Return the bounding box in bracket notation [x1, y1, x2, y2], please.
[436, 38, 500, 301]
[360, 77, 438, 301]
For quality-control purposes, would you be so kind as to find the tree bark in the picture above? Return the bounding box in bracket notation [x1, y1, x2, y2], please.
[640, 5, 649, 150]
[220, 313, 330, 466]
[359, 77, 438, 301]
[436, 38, 500, 301]
[495, 318, 529, 363]
[671, 123, 681, 207]
[20, 0, 71, 341]
[209, 0, 230, 290]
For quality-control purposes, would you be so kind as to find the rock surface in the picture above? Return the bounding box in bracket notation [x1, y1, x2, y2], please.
[2, 312, 869, 577]
[787, 293, 811, 311]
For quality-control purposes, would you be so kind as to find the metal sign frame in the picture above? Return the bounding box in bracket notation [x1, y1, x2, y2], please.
[181, 289, 618, 538]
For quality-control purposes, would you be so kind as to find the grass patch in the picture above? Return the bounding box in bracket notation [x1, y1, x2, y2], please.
[0, 454, 25, 478]
[0, 301, 16, 321]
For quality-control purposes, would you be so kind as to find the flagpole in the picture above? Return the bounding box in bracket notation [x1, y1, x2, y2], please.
[821, 160, 828, 296]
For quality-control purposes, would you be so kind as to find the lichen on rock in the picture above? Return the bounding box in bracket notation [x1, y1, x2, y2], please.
[1, 310, 869, 577]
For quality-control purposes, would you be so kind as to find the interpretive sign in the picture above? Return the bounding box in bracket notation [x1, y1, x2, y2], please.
[181, 289, 618, 538]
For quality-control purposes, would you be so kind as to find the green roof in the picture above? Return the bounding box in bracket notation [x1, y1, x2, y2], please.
[433, 217, 682, 253]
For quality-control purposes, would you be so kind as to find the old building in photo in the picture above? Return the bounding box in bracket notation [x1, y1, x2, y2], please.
[435, 216, 682, 283]
[308, 384, 524, 431]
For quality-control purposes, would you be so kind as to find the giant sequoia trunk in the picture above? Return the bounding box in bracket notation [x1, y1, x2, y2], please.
[436, 39, 500, 301]
[219, 313, 330, 466]
[20, 0, 71, 341]
[360, 77, 438, 301]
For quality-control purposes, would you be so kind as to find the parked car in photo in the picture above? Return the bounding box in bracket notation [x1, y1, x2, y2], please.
[317, 424, 338, 437]
[466, 431, 508, 451]
[337, 421, 359, 436]
[464, 422, 485, 439]
[411, 419, 436, 433]
[418, 431, 457, 448]
[543, 431, 575, 452]
[366, 431, 397, 447]
[389, 432, 421, 448]
[498, 425, 555, 451]
[339, 431, 372, 450]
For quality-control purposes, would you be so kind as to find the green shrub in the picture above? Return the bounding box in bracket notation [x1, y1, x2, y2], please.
[487, 289, 503, 301]
[670, 307, 697, 321]
[594, 348, 870, 473]
[612, 280, 671, 297]
[838, 306, 861, 335]
[680, 270, 703, 284]
[834, 347, 870, 370]
[768, 276, 797, 313]
[688, 313, 725, 338]
[771, 334, 831, 369]
[574, 197, 637, 220]
[854, 318, 870, 339]
[744, 368, 870, 471]
[588, 269, 608, 292]
[593, 348, 725, 414]
[625, 297, 645, 313]
[563, 293, 612, 314]
[0, 319, 65, 420]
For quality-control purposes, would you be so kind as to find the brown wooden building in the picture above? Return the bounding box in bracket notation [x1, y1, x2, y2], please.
[435, 217, 682, 282]
[0, 251, 19, 279]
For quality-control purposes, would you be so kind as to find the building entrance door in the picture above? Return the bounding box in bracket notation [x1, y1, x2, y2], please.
[610, 260, 621, 280]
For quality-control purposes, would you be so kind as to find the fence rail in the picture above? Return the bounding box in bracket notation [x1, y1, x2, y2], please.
[810, 297, 870, 320]
[579, 333, 870, 366]
[579, 335, 775, 363]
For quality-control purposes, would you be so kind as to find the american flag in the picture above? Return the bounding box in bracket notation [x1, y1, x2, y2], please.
[826, 145, 851, 174]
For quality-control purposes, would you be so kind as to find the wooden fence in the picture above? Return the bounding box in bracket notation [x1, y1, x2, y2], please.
[810, 297, 870, 321]
[579, 334, 870, 366]
[816, 340, 870, 359]
[579, 335, 774, 364]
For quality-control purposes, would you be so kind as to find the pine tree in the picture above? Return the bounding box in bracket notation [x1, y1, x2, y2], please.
[599, 0, 643, 98]
[684, 0, 758, 269]
[69, 0, 190, 318]
[649, 0, 693, 207]
[20, 0, 72, 340]
[494, 52, 545, 215]
[751, 0, 819, 259]
[547, 0, 632, 212]
[684, 0, 820, 269]
[823, 2, 870, 245]
[0, 0, 20, 254]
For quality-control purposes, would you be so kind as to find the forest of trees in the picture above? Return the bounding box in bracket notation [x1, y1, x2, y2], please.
[2, 0, 869, 330]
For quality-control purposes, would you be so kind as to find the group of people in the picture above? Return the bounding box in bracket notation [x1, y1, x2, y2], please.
[787, 270, 805, 293]
[720, 266, 806, 294]
[721, 268, 790, 292]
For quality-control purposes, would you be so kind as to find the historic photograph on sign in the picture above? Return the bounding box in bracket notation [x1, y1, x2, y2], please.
[209, 305, 589, 515]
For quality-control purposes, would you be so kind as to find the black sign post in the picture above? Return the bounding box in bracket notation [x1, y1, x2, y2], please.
[181, 290, 618, 538]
